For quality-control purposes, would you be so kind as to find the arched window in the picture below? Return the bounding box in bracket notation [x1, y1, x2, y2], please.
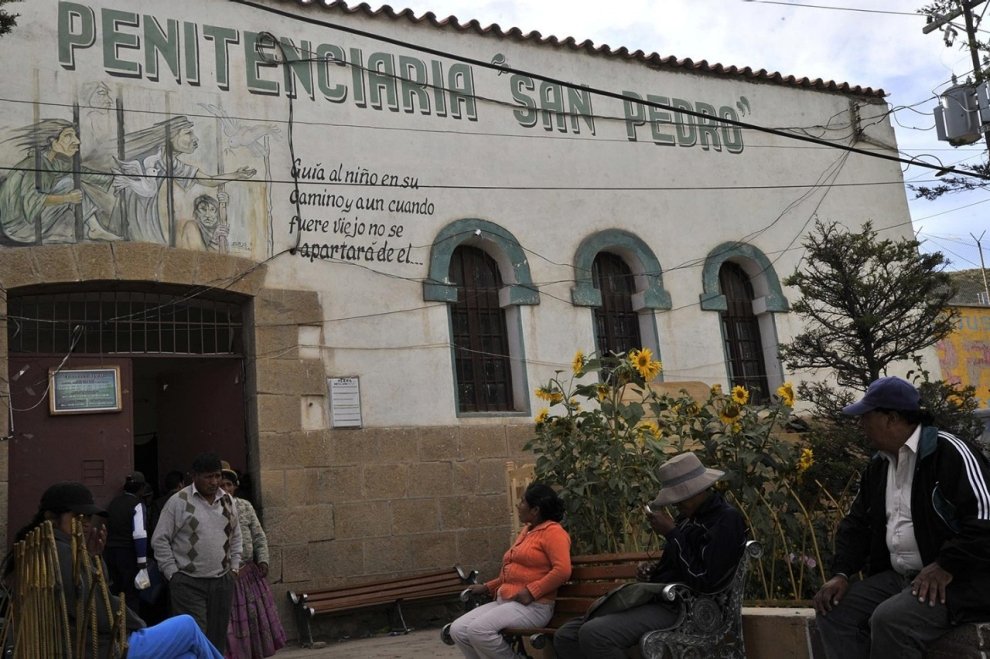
[592, 252, 642, 356]
[449, 246, 514, 412]
[719, 262, 770, 402]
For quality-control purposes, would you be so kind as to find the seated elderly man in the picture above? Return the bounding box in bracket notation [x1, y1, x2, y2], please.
[552, 452, 747, 659]
[813, 376, 990, 659]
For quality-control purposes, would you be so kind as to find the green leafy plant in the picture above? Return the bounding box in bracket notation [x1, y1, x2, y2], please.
[527, 349, 850, 600]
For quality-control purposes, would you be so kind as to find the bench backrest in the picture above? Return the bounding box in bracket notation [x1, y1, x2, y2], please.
[303, 568, 469, 615]
[546, 551, 657, 628]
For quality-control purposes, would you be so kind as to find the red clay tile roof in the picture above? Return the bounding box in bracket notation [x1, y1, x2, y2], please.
[275, 0, 886, 99]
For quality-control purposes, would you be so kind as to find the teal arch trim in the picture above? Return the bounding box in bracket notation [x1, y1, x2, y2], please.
[423, 218, 539, 305]
[571, 230, 671, 309]
[699, 242, 789, 312]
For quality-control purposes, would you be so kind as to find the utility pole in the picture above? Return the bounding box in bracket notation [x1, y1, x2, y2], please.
[959, 1, 990, 155]
[974, 231, 990, 304]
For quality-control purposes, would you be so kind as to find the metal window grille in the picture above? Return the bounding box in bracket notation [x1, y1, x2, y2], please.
[449, 246, 514, 412]
[7, 290, 243, 356]
[719, 263, 770, 403]
[592, 252, 642, 357]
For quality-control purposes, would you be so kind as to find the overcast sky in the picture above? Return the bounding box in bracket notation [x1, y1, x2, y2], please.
[374, 0, 989, 272]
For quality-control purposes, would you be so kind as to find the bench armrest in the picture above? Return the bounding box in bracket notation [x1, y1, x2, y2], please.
[660, 582, 691, 603]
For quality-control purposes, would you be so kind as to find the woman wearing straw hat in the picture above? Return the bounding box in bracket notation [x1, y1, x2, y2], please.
[553, 453, 747, 659]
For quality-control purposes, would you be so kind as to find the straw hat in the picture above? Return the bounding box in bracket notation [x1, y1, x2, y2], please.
[649, 453, 724, 507]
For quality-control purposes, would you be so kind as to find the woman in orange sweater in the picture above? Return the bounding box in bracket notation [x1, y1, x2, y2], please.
[449, 483, 572, 659]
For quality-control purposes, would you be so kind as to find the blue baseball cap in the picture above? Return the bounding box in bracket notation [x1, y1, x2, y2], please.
[842, 376, 920, 416]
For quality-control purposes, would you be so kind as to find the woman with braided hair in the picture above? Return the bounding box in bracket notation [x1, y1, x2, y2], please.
[6, 481, 223, 658]
[220, 464, 286, 659]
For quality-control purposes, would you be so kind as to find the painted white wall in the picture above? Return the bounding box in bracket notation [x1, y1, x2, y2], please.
[0, 0, 927, 426]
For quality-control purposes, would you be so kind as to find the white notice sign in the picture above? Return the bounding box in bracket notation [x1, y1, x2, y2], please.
[329, 377, 363, 428]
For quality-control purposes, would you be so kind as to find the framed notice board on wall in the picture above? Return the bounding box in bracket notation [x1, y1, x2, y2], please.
[328, 377, 363, 428]
[49, 367, 122, 415]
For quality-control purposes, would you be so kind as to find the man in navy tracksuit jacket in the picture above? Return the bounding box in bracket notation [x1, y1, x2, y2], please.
[814, 377, 990, 659]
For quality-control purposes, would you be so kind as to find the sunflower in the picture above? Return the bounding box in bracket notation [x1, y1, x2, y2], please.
[535, 408, 550, 425]
[731, 385, 750, 405]
[776, 382, 795, 407]
[571, 350, 585, 376]
[797, 447, 814, 473]
[720, 403, 742, 425]
[711, 383, 723, 396]
[535, 386, 553, 401]
[549, 391, 564, 405]
[569, 397, 582, 412]
[639, 420, 662, 439]
[596, 384, 610, 402]
[629, 348, 662, 381]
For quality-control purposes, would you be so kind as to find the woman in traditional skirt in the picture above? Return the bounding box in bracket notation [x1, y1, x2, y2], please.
[221, 463, 287, 658]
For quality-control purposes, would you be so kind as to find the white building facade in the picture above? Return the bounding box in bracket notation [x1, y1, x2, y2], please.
[0, 0, 928, 636]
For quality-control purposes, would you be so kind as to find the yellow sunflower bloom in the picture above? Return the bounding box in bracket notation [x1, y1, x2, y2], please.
[569, 398, 582, 411]
[549, 391, 564, 405]
[640, 420, 662, 439]
[535, 386, 553, 401]
[571, 350, 585, 375]
[797, 448, 814, 473]
[731, 386, 750, 405]
[535, 408, 550, 424]
[720, 403, 742, 425]
[776, 382, 795, 407]
[629, 348, 662, 381]
[711, 383, 723, 396]
[596, 384, 610, 402]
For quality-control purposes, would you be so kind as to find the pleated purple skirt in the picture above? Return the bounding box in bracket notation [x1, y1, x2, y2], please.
[224, 561, 287, 659]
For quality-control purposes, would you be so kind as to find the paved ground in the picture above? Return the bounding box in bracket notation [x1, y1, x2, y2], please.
[276, 628, 462, 659]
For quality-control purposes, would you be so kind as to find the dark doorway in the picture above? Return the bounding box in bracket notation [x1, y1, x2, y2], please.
[135, 357, 246, 490]
[6, 286, 249, 542]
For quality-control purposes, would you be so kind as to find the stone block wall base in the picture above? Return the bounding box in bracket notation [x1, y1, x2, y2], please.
[924, 621, 990, 659]
[743, 607, 819, 659]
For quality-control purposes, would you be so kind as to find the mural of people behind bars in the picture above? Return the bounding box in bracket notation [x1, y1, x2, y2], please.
[112, 116, 257, 245]
[0, 119, 121, 244]
[0, 80, 271, 255]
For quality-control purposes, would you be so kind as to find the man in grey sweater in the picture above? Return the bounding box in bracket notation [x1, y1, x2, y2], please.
[152, 453, 242, 652]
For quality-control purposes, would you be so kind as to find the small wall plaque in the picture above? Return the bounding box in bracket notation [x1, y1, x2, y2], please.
[50, 367, 122, 415]
[329, 377, 362, 428]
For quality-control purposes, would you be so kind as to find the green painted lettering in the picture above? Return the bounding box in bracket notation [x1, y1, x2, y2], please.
[720, 106, 744, 153]
[399, 55, 429, 114]
[102, 9, 141, 77]
[316, 43, 346, 103]
[647, 95, 675, 146]
[540, 82, 566, 132]
[351, 48, 366, 107]
[695, 102, 721, 151]
[245, 31, 278, 95]
[183, 21, 200, 85]
[144, 16, 179, 83]
[671, 98, 696, 147]
[567, 86, 595, 135]
[622, 91, 645, 141]
[431, 60, 446, 117]
[58, 1, 96, 70]
[510, 75, 538, 127]
[280, 38, 314, 100]
[367, 53, 398, 111]
[448, 63, 476, 120]
[202, 25, 238, 90]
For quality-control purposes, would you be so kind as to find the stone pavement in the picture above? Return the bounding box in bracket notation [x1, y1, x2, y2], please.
[276, 628, 462, 659]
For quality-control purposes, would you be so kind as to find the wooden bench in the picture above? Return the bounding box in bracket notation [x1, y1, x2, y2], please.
[439, 551, 656, 656]
[444, 542, 761, 659]
[288, 565, 478, 648]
